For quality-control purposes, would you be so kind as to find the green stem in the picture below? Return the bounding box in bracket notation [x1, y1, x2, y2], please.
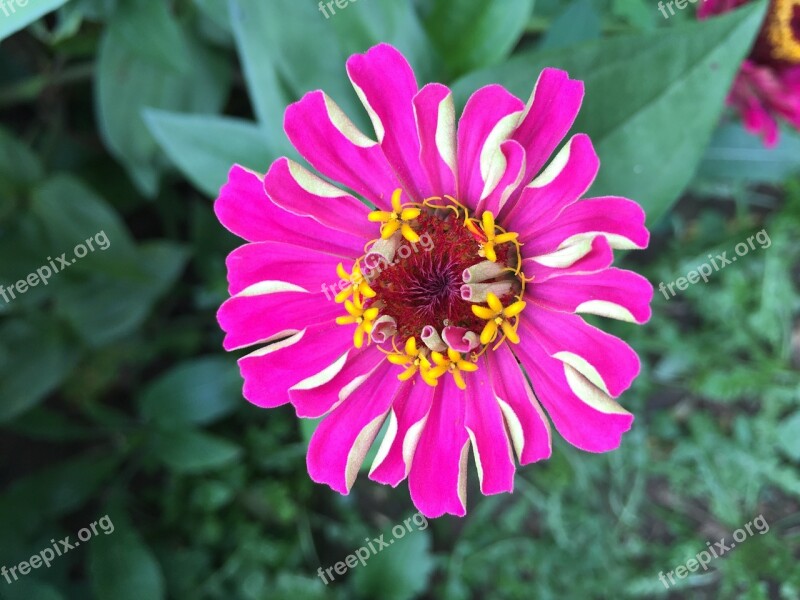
[0, 62, 94, 108]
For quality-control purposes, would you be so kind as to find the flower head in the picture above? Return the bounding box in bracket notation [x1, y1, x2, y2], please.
[215, 44, 652, 518]
[700, 0, 800, 146]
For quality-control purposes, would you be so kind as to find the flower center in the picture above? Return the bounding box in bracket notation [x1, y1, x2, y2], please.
[334, 191, 528, 390]
[368, 210, 500, 340]
[761, 0, 800, 64]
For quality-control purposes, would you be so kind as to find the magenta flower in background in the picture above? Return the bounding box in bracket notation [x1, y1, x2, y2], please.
[699, 0, 800, 146]
[215, 44, 652, 518]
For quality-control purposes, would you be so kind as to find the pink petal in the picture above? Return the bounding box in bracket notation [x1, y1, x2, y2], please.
[237, 321, 354, 408]
[457, 85, 525, 208]
[523, 236, 613, 283]
[218, 288, 341, 351]
[347, 44, 430, 201]
[284, 90, 400, 209]
[511, 68, 584, 187]
[290, 346, 386, 418]
[265, 158, 373, 239]
[500, 134, 599, 227]
[226, 241, 343, 296]
[306, 360, 401, 494]
[486, 345, 552, 465]
[476, 140, 526, 216]
[414, 83, 458, 198]
[408, 377, 470, 518]
[465, 360, 515, 495]
[215, 165, 366, 257]
[520, 196, 649, 253]
[520, 306, 640, 398]
[513, 333, 634, 453]
[530, 267, 653, 324]
[369, 381, 436, 486]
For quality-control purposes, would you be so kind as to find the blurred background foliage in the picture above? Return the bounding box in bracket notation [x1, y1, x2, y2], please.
[0, 0, 798, 598]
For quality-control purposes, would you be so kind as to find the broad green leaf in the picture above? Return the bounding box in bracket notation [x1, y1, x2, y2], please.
[418, 0, 535, 79]
[109, 0, 190, 71]
[327, 0, 438, 83]
[0, 578, 65, 600]
[55, 241, 188, 347]
[138, 357, 240, 427]
[89, 518, 165, 600]
[777, 411, 800, 461]
[228, 0, 353, 140]
[0, 0, 70, 42]
[144, 110, 276, 197]
[96, 2, 230, 195]
[698, 124, 800, 183]
[150, 429, 242, 473]
[0, 126, 42, 187]
[30, 175, 141, 276]
[539, 0, 601, 50]
[0, 453, 119, 528]
[611, 0, 658, 30]
[6, 407, 97, 441]
[227, 0, 292, 144]
[452, 2, 768, 225]
[0, 318, 79, 422]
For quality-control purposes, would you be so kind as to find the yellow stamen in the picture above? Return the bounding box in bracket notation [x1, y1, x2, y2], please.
[469, 210, 520, 264]
[765, 0, 800, 64]
[386, 337, 434, 384]
[334, 262, 376, 304]
[335, 296, 379, 348]
[425, 348, 478, 390]
[368, 188, 422, 243]
[471, 292, 526, 347]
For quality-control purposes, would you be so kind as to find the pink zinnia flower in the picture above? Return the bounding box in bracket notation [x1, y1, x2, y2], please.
[215, 44, 652, 518]
[700, 0, 800, 146]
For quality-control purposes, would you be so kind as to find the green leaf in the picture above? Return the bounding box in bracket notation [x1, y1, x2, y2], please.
[144, 110, 276, 197]
[539, 0, 601, 50]
[418, 0, 535, 78]
[96, 2, 230, 195]
[327, 0, 439, 83]
[89, 518, 165, 600]
[0, 0, 70, 42]
[150, 430, 242, 473]
[0, 578, 65, 600]
[698, 124, 800, 183]
[452, 2, 768, 225]
[30, 175, 140, 272]
[0, 453, 120, 527]
[231, 0, 423, 130]
[229, 0, 296, 140]
[0, 126, 43, 187]
[55, 241, 188, 347]
[138, 357, 240, 427]
[777, 411, 800, 461]
[0, 318, 79, 423]
[109, 0, 190, 71]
